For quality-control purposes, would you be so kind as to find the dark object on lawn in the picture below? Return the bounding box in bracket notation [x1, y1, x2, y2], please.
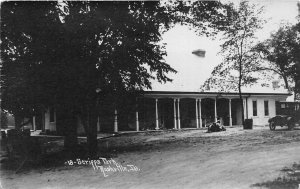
[207, 121, 226, 133]
[244, 119, 253, 129]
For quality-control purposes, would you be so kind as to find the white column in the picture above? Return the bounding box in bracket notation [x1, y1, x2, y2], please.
[199, 99, 202, 128]
[136, 106, 139, 132]
[32, 116, 36, 131]
[229, 99, 232, 126]
[195, 99, 199, 128]
[45, 109, 50, 130]
[155, 99, 159, 130]
[114, 109, 118, 132]
[214, 98, 218, 122]
[243, 99, 247, 119]
[174, 99, 177, 129]
[177, 99, 181, 129]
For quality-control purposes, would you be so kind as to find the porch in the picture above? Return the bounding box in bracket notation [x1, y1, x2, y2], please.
[98, 91, 247, 132]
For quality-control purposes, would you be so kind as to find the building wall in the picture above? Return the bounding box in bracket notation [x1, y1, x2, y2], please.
[247, 97, 276, 126]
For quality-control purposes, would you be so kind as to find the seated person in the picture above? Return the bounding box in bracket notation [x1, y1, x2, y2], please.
[208, 120, 226, 132]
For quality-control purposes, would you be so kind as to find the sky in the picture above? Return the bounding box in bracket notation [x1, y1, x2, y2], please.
[151, 0, 299, 93]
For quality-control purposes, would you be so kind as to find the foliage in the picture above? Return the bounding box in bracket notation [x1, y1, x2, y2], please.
[202, 2, 300, 101]
[172, 1, 234, 37]
[1, 2, 60, 123]
[200, 1, 265, 126]
[201, 1, 265, 92]
[294, 22, 300, 100]
[0, 1, 230, 120]
[1, 110, 8, 129]
[253, 24, 300, 97]
[1, 1, 230, 155]
[1, 2, 175, 116]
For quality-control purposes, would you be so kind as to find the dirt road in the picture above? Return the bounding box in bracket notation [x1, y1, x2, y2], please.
[1, 127, 300, 189]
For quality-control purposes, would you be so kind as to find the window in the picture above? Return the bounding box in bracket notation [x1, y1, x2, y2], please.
[253, 100, 257, 116]
[264, 100, 269, 116]
[50, 107, 55, 122]
[281, 103, 286, 109]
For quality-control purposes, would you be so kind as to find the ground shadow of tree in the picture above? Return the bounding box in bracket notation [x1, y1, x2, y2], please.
[0, 138, 115, 174]
[251, 162, 300, 189]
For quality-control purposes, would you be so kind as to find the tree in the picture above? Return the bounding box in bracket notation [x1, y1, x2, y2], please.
[293, 22, 300, 100]
[291, 1, 300, 100]
[1, 1, 231, 157]
[1, 1, 175, 156]
[170, 1, 234, 37]
[249, 0, 300, 100]
[1, 2, 61, 128]
[253, 24, 300, 100]
[201, 1, 265, 127]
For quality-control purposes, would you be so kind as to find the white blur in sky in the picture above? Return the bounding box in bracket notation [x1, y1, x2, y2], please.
[150, 0, 299, 92]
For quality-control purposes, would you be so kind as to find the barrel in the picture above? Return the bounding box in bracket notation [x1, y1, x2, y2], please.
[244, 119, 253, 129]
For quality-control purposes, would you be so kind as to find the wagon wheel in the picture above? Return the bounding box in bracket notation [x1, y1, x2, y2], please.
[269, 122, 276, 131]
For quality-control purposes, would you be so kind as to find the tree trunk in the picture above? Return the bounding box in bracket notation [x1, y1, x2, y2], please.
[14, 112, 23, 130]
[238, 60, 245, 128]
[283, 75, 289, 91]
[63, 110, 78, 153]
[87, 103, 98, 158]
[294, 81, 298, 101]
[238, 85, 245, 128]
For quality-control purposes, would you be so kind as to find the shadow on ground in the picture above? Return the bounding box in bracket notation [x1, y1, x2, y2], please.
[251, 162, 300, 189]
[0, 140, 115, 174]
